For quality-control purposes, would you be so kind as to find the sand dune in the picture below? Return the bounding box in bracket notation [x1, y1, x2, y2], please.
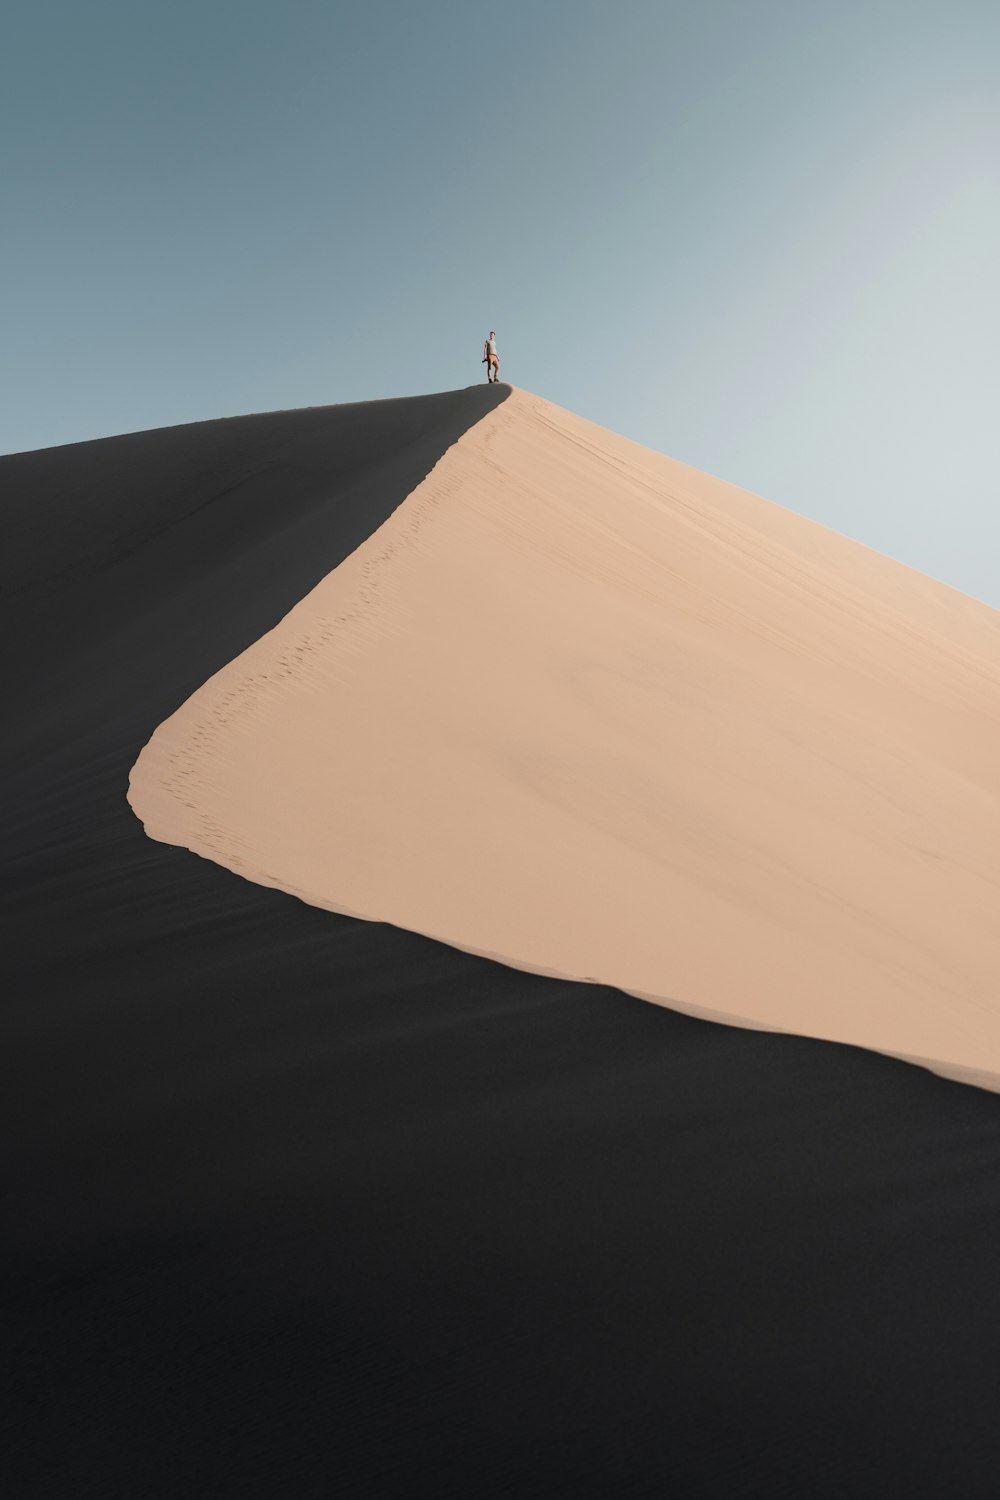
[10, 387, 1000, 1494]
[129, 388, 1000, 1089]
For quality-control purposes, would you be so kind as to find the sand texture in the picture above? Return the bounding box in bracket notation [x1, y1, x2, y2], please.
[129, 389, 1000, 1089]
[11, 388, 1000, 1494]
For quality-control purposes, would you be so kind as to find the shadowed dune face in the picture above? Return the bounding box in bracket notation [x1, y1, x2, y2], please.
[129, 389, 1000, 1091]
[2, 387, 509, 778]
[9, 387, 1000, 1496]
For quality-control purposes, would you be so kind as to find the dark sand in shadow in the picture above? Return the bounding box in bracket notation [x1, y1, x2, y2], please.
[5, 386, 1000, 1498]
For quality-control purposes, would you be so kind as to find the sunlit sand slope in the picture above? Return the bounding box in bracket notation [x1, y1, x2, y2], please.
[129, 389, 1000, 1090]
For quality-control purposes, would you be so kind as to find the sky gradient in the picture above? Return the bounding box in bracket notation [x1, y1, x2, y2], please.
[5, 0, 998, 605]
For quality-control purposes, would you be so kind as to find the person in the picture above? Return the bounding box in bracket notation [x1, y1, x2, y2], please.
[483, 331, 500, 383]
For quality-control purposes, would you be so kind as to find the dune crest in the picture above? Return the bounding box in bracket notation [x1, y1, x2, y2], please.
[129, 389, 1000, 1090]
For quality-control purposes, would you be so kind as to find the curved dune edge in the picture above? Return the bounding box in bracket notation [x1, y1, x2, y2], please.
[129, 388, 1000, 1093]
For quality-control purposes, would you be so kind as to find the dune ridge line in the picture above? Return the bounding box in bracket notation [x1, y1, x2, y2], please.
[129, 388, 1000, 1091]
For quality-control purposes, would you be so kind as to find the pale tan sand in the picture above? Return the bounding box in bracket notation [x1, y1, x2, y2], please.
[129, 390, 1000, 1090]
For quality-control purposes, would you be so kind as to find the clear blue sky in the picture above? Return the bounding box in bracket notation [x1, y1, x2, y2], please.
[5, 1, 998, 606]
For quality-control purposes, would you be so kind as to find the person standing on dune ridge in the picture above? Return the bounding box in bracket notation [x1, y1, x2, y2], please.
[484, 331, 500, 383]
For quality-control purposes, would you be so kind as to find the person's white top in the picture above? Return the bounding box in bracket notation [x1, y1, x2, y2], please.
[487, 336, 497, 356]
